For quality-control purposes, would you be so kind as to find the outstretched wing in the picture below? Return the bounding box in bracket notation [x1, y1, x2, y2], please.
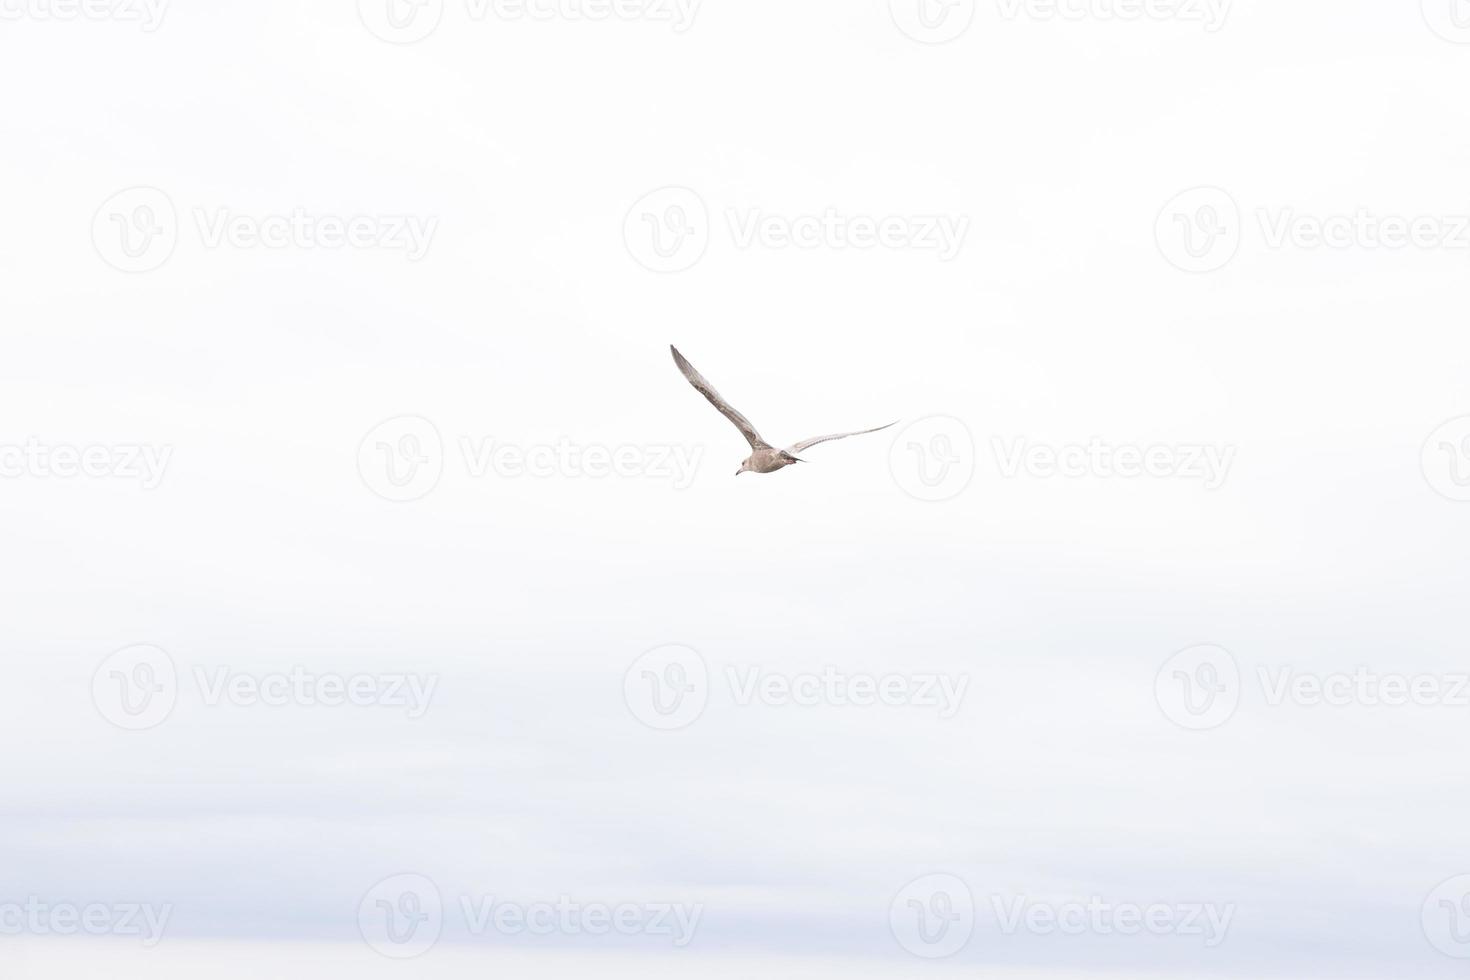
[670, 345, 769, 450]
[785, 421, 897, 455]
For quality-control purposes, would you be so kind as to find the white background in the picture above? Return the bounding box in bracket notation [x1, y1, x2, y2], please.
[3, 0, 1470, 976]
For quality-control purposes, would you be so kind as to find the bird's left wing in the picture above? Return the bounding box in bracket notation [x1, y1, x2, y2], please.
[670, 345, 770, 450]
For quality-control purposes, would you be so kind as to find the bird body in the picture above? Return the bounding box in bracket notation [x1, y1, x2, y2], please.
[669, 345, 894, 477]
[743, 447, 803, 474]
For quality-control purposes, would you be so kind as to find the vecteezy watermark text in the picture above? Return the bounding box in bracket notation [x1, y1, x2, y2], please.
[726, 666, 969, 717]
[995, 0, 1230, 31]
[92, 186, 437, 273]
[991, 895, 1234, 946]
[1256, 208, 1470, 251]
[193, 666, 438, 716]
[725, 209, 970, 262]
[0, 0, 168, 30]
[92, 645, 439, 731]
[357, 416, 703, 502]
[458, 437, 700, 485]
[1156, 187, 1470, 273]
[357, 874, 702, 959]
[887, 874, 1234, 960]
[0, 439, 171, 489]
[0, 898, 172, 946]
[1155, 644, 1470, 731]
[992, 437, 1234, 489]
[624, 187, 970, 273]
[473, 0, 699, 28]
[193, 209, 436, 260]
[1257, 667, 1470, 708]
[358, 0, 700, 44]
[623, 645, 971, 731]
[460, 895, 701, 946]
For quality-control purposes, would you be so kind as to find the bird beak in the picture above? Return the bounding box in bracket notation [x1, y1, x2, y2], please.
[734, 469, 742, 476]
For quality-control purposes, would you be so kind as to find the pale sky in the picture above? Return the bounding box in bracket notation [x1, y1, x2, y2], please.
[3, 0, 1470, 977]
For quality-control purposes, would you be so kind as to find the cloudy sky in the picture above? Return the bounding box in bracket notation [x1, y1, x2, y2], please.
[3, 0, 1470, 977]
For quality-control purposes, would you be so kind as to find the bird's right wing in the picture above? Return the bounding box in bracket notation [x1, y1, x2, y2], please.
[785, 421, 897, 455]
[670, 345, 769, 449]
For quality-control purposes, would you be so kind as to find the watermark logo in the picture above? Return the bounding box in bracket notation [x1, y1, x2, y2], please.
[0, 899, 172, 946]
[358, 416, 444, 503]
[1423, 875, 1470, 958]
[1154, 644, 1240, 731]
[359, 874, 443, 959]
[92, 645, 178, 732]
[1156, 187, 1240, 273]
[1422, 0, 1470, 43]
[92, 186, 177, 273]
[0, 0, 168, 30]
[890, 873, 974, 958]
[889, 0, 975, 43]
[358, 0, 445, 43]
[624, 186, 709, 273]
[1422, 415, 1470, 502]
[889, 416, 976, 502]
[992, 437, 1235, 488]
[624, 645, 708, 731]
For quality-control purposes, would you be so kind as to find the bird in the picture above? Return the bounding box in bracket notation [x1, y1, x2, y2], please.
[670, 345, 896, 476]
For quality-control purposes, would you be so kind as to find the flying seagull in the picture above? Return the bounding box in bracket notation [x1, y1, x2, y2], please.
[670, 345, 896, 476]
